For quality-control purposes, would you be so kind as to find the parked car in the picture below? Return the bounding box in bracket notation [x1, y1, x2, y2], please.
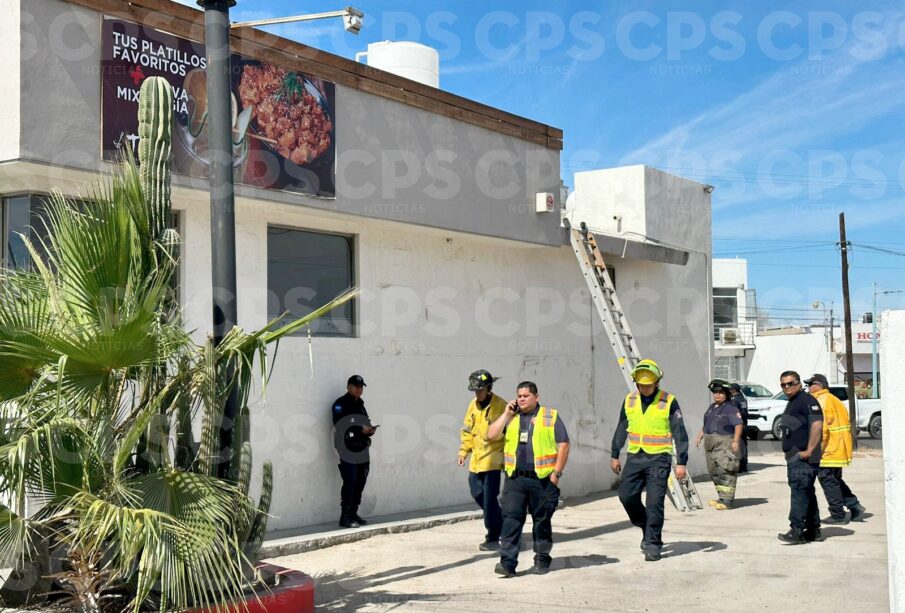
[744, 384, 882, 440]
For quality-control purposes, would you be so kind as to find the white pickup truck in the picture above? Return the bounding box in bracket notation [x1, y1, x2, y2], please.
[743, 383, 882, 440]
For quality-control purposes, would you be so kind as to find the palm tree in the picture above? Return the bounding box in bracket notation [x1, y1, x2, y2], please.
[0, 77, 354, 612]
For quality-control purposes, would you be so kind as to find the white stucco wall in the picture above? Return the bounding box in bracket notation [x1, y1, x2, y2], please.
[746, 330, 834, 391]
[881, 310, 904, 613]
[713, 259, 747, 289]
[570, 165, 647, 236]
[159, 163, 715, 530]
[0, 1, 20, 162]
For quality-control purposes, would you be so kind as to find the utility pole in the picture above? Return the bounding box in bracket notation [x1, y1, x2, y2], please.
[838, 213, 858, 450]
[198, 0, 239, 479]
[829, 303, 835, 383]
[872, 282, 878, 399]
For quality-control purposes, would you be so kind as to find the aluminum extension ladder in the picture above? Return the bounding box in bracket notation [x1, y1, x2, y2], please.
[566, 218, 703, 512]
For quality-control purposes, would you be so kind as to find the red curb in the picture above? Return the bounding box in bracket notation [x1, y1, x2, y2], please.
[187, 564, 315, 613]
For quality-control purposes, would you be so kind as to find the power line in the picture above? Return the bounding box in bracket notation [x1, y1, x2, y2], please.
[714, 238, 905, 246]
[854, 243, 905, 257]
[713, 246, 837, 256]
[745, 263, 903, 269]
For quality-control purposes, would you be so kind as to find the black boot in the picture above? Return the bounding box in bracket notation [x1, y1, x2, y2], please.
[804, 527, 824, 542]
[352, 507, 368, 526]
[777, 529, 806, 544]
[339, 507, 360, 529]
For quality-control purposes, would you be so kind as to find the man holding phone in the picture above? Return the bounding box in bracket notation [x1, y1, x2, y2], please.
[332, 375, 377, 528]
[486, 381, 570, 577]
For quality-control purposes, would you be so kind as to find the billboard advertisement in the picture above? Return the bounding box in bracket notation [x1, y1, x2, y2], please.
[101, 17, 336, 197]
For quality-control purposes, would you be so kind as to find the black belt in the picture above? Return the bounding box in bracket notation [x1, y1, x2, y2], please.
[514, 469, 540, 479]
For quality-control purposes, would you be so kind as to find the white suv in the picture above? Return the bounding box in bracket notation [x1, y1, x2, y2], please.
[745, 384, 882, 440]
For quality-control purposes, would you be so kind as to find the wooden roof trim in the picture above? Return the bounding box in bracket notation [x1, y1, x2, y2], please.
[65, 0, 563, 149]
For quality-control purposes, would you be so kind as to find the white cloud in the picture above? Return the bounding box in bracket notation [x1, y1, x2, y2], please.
[618, 12, 905, 237]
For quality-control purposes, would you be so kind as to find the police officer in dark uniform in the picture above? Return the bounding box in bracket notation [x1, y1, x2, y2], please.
[332, 375, 377, 528]
[729, 383, 749, 472]
[776, 370, 824, 544]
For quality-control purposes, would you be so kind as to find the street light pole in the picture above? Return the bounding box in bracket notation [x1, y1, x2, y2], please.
[195, 1, 364, 479]
[872, 282, 878, 399]
[198, 0, 239, 479]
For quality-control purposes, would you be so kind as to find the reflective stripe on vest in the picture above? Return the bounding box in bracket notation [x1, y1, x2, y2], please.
[503, 406, 560, 478]
[625, 390, 674, 455]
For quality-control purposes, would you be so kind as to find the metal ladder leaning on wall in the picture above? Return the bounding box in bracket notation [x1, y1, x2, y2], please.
[565, 218, 703, 512]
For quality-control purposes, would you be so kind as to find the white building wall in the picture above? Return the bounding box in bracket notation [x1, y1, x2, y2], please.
[712, 259, 747, 289]
[881, 310, 904, 613]
[168, 170, 713, 530]
[746, 330, 834, 390]
[0, 1, 20, 162]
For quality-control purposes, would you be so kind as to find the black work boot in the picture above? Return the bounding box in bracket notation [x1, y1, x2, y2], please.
[339, 507, 360, 529]
[849, 503, 866, 521]
[777, 529, 806, 544]
[352, 507, 369, 526]
[804, 527, 824, 542]
[822, 515, 849, 525]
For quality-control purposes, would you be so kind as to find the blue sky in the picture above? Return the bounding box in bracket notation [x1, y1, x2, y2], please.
[187, 0, 905, 322]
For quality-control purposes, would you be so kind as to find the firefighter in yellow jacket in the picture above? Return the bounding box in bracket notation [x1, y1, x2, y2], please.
[805, 374, 866, 524]
[486, 381, 570, 577]
[458, 370, 508, 551]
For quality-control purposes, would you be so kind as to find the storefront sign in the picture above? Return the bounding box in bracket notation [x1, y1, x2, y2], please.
[101, 17, 336, 197]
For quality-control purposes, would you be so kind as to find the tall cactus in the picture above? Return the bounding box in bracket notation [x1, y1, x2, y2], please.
[137, 76, 174, 242]
[196, 338, 223, 476]
[244, 461, 273, 561]
[235, 442, 253, 498]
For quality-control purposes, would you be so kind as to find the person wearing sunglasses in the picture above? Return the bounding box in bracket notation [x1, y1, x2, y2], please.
[776, 371, 824, 545]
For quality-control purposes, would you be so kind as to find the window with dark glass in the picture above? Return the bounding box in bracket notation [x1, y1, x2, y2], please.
[3, 194, 50, 270]
[267, 226, 354, 337]
[713, 287, 738, 326]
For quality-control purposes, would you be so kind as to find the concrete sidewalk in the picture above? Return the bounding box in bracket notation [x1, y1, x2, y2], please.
[267, 451, 889, 612]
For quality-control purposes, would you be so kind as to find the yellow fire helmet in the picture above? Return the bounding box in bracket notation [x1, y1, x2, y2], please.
[631, 359, 663, 385]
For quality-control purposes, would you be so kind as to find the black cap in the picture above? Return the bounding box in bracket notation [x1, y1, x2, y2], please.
[730, 383, 741, 392]
[804, 374, 828, 388]
[347, 375, 366, 387]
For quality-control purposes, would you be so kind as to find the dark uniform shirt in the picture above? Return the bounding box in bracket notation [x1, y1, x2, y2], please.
[703, 402, 742, 435]
[780, 390, 823, 464]
[730, 394, 749, 423]
[505, 405, 569, 470]
[332, 393, 372, 461]
[611, 390, 690, 465]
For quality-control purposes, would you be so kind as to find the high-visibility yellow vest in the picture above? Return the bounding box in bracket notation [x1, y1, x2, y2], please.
[503, 406, 559, 478]
[625, 390, 674, 454]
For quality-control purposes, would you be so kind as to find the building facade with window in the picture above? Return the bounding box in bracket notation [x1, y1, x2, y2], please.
[712, 258, 756, 381]
[2, 0, 715, 530]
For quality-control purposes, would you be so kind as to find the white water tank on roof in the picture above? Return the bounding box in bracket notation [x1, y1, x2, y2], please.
[359, 41, 440, 88]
